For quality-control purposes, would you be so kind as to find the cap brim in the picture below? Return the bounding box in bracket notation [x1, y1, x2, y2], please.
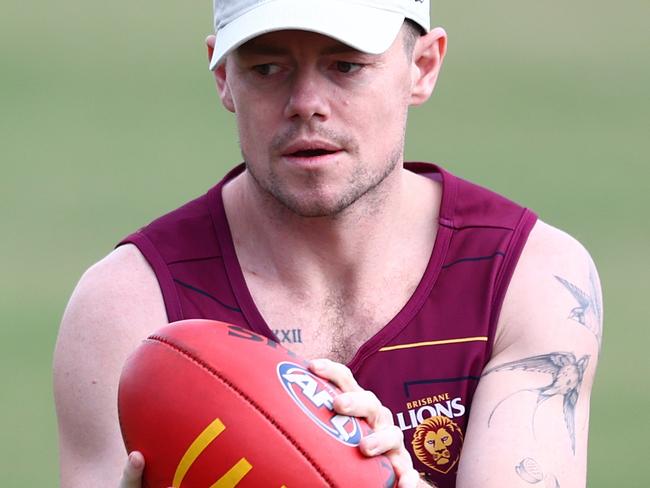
[209, 0, 405, 70]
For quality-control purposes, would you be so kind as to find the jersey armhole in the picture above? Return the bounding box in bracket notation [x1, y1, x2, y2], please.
[117, 232, 183, 323]
[484, 209, 538, 362]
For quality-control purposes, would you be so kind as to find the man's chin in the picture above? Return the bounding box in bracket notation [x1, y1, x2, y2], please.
[263, 181, 365, 218]
[274, 196, 352, 219]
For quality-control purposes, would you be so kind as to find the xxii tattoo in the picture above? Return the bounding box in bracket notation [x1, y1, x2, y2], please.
[273, 328, 303, 344]
[482, 352, 589, 454]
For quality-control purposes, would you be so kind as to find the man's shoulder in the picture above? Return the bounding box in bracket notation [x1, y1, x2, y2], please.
[88, 244, 159, 290]
[496, 219, 602, 353]
[520, 220, 595, 272]
[55, 245, 167, 396]
[67, 244, 167, 330]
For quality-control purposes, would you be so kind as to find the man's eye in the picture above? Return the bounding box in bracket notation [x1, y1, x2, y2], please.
[253, 64, 280, 76]
[334, 61, 363, 74]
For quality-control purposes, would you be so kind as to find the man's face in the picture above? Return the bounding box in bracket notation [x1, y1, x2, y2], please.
[220, 28, 416, 218]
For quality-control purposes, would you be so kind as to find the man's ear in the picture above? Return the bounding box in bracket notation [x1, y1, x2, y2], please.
[206, 35, 235, 113]
[409, 27, 447, 106]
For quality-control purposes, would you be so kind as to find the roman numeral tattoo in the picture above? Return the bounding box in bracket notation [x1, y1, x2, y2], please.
[273, 329, 303, 344]
[482, 352, 590, 454]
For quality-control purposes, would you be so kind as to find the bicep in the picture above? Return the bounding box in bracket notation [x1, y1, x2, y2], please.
[457, 350, 596, 486]
[54, 337, 126, 486]
[457, 222, 602, 487]
[54, 290, 132, 485]
[53, 246, 167, 486]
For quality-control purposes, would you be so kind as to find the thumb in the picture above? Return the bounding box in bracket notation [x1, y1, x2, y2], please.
[119, 451, 145, 488]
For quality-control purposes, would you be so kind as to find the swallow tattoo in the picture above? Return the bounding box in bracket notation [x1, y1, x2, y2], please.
[483, 352, 590, 453]
[554, 272, 602, 346]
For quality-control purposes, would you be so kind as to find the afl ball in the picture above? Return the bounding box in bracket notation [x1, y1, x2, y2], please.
[118, 319, 396, 487]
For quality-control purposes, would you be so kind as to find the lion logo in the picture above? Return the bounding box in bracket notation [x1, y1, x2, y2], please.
[411, 416, 464, 474]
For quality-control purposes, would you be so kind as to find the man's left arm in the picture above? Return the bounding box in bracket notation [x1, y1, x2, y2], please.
[456, 220, 603, 487]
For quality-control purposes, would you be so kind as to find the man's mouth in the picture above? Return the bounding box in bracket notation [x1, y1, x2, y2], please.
[287, 148, 337, 158]
[281, 140, 343, 159]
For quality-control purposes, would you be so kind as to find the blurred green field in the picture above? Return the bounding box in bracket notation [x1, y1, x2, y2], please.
[1, 0, 648, 485]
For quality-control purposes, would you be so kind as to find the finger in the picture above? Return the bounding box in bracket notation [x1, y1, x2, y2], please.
[396, 466, 420, 488]
[308, 359, 362, 392]
[386, 448, 419, 488]
[335, 392, 392, 427]
[359, 425, 405, 456]
[119, 451, 145, 488]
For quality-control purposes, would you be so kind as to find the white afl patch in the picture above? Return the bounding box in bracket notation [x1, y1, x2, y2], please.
[277, 362, 362, 446]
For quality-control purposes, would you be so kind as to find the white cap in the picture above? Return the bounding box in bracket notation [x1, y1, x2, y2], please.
[210, 0, 430, 69]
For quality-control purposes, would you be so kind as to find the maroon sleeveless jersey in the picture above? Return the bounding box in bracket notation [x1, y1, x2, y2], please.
[119, 162, 537, 487]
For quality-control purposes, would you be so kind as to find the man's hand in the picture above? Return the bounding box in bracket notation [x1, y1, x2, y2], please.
[309, 358, 423, 488]
[118, 452, 144, 488]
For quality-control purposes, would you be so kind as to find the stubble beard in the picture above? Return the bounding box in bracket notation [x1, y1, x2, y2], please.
[244, 140, 403, 219]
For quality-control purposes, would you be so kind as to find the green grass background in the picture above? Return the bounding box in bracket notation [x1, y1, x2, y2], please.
[1, 0, 648, 485]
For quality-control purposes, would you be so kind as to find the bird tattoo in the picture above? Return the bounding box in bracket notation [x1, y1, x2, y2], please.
[483, 352, 590, 453]
[554, 274, 602, 346]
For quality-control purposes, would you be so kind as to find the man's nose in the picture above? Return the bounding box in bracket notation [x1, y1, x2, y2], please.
[283, 69, 331, 122]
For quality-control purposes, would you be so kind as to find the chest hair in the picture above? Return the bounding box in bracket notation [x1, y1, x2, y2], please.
[252, 277, 418, 364]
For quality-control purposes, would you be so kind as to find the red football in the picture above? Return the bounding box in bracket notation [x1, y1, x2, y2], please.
[118, 319, 396, 487]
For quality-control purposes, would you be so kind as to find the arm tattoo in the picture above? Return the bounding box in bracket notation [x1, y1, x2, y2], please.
[515, 457, 560, 487]
[482, 352, 590, 454]
[554, 269, 603, 346]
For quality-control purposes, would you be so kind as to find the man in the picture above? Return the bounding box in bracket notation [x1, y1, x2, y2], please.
[53, 0, 602, 487]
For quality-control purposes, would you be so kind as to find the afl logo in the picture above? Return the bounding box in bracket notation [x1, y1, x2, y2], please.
[277, 362, 362, 446]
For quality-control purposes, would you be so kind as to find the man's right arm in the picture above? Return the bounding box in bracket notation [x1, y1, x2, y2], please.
[53, 245, 168, 487]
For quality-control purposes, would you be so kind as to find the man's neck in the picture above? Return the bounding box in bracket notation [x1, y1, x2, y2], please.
[221, 165, 440, 293]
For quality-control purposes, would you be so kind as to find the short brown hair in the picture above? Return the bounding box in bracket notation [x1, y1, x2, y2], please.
[402, 18, 423, 58]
